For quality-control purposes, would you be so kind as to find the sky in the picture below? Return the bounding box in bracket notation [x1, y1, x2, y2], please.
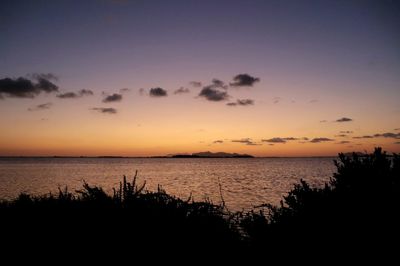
[1, 0, 399, 156]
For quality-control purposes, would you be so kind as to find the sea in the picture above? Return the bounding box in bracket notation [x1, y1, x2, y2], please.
[0, 157, 336, 211]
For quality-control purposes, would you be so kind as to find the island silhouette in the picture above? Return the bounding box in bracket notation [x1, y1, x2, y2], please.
[170, 151, 254, 158]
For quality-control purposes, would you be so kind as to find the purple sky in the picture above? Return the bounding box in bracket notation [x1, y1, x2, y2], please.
[1, 0, 399, 156]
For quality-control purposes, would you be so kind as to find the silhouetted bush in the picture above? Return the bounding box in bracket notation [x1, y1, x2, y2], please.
[240, 148, 400, 254]
[0, 172, 241, 256]
[1, 148, 399, 258]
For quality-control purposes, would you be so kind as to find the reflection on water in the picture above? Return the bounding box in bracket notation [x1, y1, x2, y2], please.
[0, 157, 336, 210]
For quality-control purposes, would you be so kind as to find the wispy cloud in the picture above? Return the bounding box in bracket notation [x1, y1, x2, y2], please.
[261, 137, 304, 144]
[189, 81, 202, 87]
[57, 92, 77, 99]
[352, 132, 400, 139]
[336, 117, 353, 122]
[80, 89, 94, 96]
[28, 102, 52, 111]
[310, 138, 334, 143]
[29, 73, 58, 81]
[353, 135, 374, 139]
[336, 141, 351, 144]
[174, 87, 190, 94]
[340, 131, 353, 134]
[262, 138, 286, 143]
[90, 107, 117, 114]
[119, 88, 131, 93]
[374, 132, 400, 138]
[213, 140, 224, 144]
[232, 138, 252, 143]
[57, 89, 94, 99]
[273, 97, 282, 104]
[226, 99, 254, 106]
[231, 138, 260, 145]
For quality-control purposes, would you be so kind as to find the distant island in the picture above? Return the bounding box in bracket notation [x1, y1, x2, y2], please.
[170, 151, 254, 158]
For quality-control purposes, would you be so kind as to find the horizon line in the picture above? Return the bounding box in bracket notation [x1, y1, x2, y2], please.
[0, 155, 342, 158]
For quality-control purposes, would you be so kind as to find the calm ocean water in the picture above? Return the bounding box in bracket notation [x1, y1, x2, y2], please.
[0, 157, 336, 210]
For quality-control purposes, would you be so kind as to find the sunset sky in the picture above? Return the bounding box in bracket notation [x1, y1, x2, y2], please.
[1, 0, 399, 156]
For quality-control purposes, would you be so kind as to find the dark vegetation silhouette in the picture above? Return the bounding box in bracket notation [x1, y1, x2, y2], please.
[1, 148, 399, 258]
[240, 147, 400, 256]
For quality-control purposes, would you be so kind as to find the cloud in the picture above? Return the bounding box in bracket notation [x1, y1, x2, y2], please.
[213, 140, 224, 144]
[226, 99, 254, 106]
[232, 138, 252, 143]
[262, 138, 287, 143]
[35, 77, 58, 92]
[189, 81, 202, 87]
[174, 87, 190, 94]
[353, 135, 374, 139]
[57, 92, 78, 99]
[340, 131, 353, 134]
[149, 87, 168, 97]
[231, 138, 260, 145]
[395, 128, 400, 131]
[336, 117, 353, 122]
[139, 88, 146, 95]
[199, 86, 229, 101]
[273, 97, 282, 104]
[246, 142, 262, 146]
[198, 78, 231, 102]
[211, 79, 228, 89]
[261, 137, 302, 144]
[90, 107, 117, 114]
[57, 89, 94, 99]
[103, 93, 123, 103]
[395, 142, 400, 144]
[261, 137, 287, 143]
[352, 132, 400, 140]
[310, 138, 334, 143]
[230, 74, 260, 87]
[29, 73, 58, 81]
[79, 89, 94, 96]
[320, 120, 327, 123]
[283, 137, 300, 141]
[374, 132, 400, 138]
[119, 88, 131, 93]
[335, 134, 348, 137]
[336, 141, 351, 144]
[309, 99, 318, 103]
[0, 75, 59, 98]
[28, 102, 52, 111]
